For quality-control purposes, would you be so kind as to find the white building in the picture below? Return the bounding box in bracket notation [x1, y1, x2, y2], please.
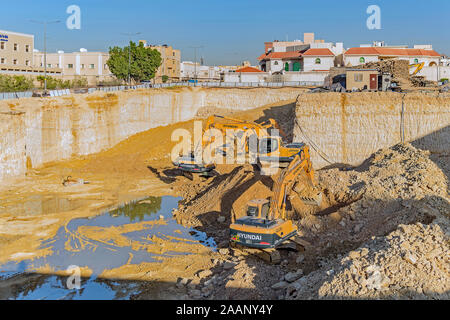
[258, 33, 340, 74]
[440, 56, 450, 66]
[258, 51, 304, 73]
[344, 46, 441, 68]
[302, 48, 335, 72]
[180, 61, 221, 81]
[310, 42, 344, 57]
[33, 49, 113, 85]
[222, 66, 267, 83]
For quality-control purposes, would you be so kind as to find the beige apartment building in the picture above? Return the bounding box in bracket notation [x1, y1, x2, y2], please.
[0, 29, 61, 78]
[33, 49, 114, 85]
[0, 29, 33, 68]
[140, 41, 181, 82]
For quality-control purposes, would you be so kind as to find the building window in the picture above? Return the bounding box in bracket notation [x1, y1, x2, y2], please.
[47, 64, 52, 68]
[26, 60, 30, 66]
[315, 58, 321, 64]
[104, 64, 108, 69]
[360, 57, 365, 63]
[274, 61, 279, 65]
[81, 64, 85, 69]
[68, 64, 74, 69]
[0, 42, 4, 50]
[89, 64, 95, 69]
[25, 45, 30, 52]
[13, 59, 17, 65]
[354, 73, 363, 82]
[14, 44, 18, 51]
[0, 58, 5, 64]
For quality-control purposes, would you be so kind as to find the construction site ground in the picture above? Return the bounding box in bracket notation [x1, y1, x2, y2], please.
[0, 97, 448, 300]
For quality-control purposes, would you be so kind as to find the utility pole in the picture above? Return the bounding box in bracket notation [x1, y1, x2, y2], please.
[30, 19, 60, 94]
[121, 32, 141, 85]
[189, 46, 204, 84]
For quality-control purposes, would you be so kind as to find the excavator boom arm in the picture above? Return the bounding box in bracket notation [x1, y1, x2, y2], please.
[269, 148, 319, 220]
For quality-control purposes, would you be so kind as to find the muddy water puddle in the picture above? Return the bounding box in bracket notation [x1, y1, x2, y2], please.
[0, 196, 216, 300]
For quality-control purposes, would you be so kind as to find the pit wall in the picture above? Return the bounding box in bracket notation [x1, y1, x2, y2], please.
[294, 92, 450, 169]
[0, 87, 306, 181]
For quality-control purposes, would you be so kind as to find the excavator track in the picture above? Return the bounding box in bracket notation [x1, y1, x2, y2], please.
[230, 235, 310, 264]
[230, 242, 281, 264]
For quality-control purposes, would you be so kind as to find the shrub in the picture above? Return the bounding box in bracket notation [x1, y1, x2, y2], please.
[37, 76, 88, 89]
[0, 75, 34, 92]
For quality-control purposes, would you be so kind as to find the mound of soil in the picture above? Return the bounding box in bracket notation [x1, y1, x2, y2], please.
[175, 143, 449, 300]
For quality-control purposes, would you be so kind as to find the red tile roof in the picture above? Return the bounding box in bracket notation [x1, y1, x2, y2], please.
[303, 48, 334, 56]
[235, 66, 263, 73]
[345, 47, 440, 57]
[258, 51, 302, 60]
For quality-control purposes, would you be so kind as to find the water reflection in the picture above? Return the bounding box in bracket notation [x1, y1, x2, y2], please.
[108, 197, 162, 222]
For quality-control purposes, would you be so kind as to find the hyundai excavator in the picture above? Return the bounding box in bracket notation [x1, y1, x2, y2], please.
[229, 147, 322, 263]
[172, 114, 306, 175]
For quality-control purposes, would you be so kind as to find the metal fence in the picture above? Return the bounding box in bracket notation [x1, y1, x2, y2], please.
[150, 81, 322, 88]
[0, 91, 33, 100]
[0, 81, 319, 101]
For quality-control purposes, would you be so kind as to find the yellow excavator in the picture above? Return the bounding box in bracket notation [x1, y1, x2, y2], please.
[409, 62, 425, 76]
[172, 115, 306, 175]
[229, 148, 322, 263]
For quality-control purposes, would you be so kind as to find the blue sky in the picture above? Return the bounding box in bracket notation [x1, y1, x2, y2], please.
[2, 0, 449, 65]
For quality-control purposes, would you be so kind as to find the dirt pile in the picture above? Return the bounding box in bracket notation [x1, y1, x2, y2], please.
[354, 59, 409, 79]
[353, 59, 431, 89]
[173, 164, 273, 247]
[286, 222, 449, 299]
[284, 143, 449, 299]
[410, 76, 435, 87]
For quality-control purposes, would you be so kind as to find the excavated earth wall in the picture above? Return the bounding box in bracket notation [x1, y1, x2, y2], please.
[294, 92, 450, 169]
[0, 87, 305, 182]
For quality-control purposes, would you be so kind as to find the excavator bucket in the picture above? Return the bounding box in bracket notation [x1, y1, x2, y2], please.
[293, 177, 323, 207]
[299, 191, 323, 207]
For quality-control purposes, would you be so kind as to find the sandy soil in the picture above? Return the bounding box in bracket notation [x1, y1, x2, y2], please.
[0, 95, 448, 300]
[0, 98, 297, 299]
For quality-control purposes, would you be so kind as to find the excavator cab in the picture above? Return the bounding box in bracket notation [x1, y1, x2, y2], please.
[258, 137, 308, 168]
[246, 199, 270, 218]
[230, 205, 297, 250]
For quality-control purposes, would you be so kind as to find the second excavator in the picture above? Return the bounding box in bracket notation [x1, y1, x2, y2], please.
[172, 114, 306, 176]
[229, 146, 322, 263]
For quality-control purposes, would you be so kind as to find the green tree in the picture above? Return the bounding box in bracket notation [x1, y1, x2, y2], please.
[107, 41, 162, 83]
[0, 75, 34, 92]
[162, 75, 169, 83]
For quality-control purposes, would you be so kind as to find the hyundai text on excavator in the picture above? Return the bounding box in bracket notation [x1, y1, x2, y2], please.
[172, 114, 307, 175]
[229, 147, 322, 263]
